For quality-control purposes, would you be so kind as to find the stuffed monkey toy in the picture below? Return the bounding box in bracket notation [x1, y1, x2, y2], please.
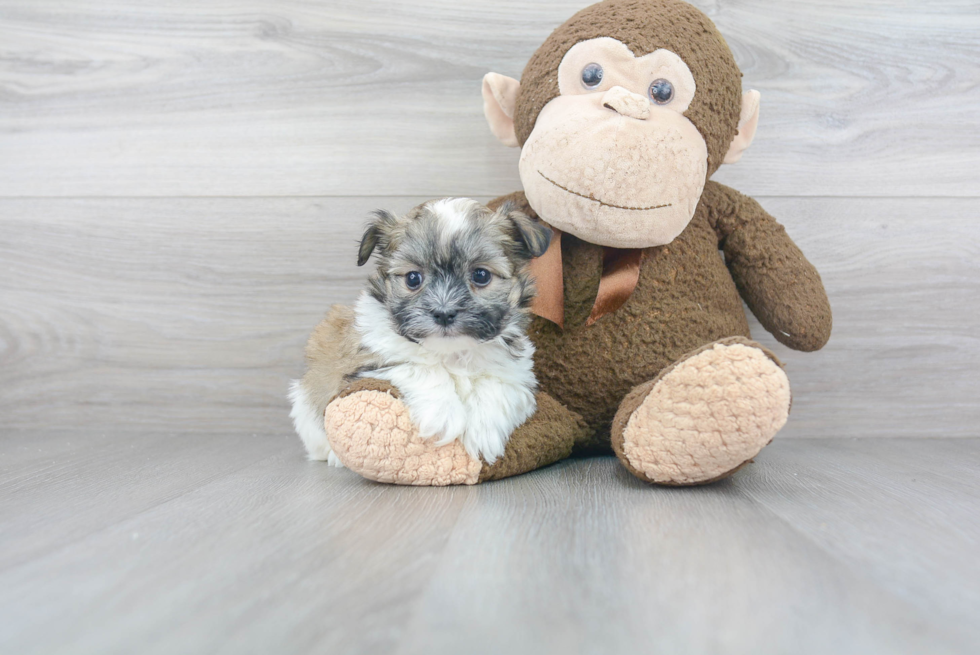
[318, 0, 831, 486]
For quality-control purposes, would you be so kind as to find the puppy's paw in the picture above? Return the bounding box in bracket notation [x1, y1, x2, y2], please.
[412, 397, 468, 446]
[325, 385, 482, 486]
[462, 384, 536, 464]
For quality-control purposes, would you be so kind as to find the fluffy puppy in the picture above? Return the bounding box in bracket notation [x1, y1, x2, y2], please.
[289, 198, 552, 466]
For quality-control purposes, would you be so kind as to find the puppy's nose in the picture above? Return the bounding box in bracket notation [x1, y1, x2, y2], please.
[432, 309, 457, 327]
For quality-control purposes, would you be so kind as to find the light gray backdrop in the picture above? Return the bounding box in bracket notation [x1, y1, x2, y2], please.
[1, 1, 978, 439]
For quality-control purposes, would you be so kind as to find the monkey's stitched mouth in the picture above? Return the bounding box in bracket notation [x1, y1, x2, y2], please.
[538, 171, 672, 212]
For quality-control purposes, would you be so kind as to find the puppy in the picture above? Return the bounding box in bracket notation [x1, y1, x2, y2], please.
[289, 198, 552, 466]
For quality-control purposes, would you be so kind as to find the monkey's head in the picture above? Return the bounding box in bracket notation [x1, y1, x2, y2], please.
[483, 0, 760, 249]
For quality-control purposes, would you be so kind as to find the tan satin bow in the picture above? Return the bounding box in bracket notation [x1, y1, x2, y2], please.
[527, 228, 644, 329]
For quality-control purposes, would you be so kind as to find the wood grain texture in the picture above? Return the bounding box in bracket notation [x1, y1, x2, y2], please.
[0, 430, 289, 570]
[1, 0, 977, 198]
[1, 196, 978, 438]
[739, 439, 980, 634]
[0, 437, 977, 654]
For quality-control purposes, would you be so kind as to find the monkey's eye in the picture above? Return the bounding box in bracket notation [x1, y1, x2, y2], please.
[471, 268, 492, 287]
[405, 271, 423, 290]
[581, 63, 604, 89]
[649, 78, 674, 105]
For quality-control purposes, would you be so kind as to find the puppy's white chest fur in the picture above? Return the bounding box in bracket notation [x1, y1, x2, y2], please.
[354, 293, 536, 464]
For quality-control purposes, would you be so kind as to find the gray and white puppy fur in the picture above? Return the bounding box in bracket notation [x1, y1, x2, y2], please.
[289, 198, 552, 466]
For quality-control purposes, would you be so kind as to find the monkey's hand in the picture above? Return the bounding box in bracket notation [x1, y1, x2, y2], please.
[706, 181, 832, 352]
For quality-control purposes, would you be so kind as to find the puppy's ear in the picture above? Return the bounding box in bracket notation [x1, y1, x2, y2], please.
[499, 202, 552, 260]
[357, 209, 399, 266]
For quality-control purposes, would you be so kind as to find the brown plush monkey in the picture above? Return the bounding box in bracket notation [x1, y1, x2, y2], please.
[322, 0, 832, 486]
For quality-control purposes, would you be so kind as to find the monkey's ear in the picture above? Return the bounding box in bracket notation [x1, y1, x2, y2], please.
[723, 90, 761, 165]
[499, 202, 552, 260]
[482, 73, 521, 148]
[357, 209, 398, 266]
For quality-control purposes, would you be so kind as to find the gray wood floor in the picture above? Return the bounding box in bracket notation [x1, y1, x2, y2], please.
[2, 0, 979, 653]
[1, 435, 978, 655]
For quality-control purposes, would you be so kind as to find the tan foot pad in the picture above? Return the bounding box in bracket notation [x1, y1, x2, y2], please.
[615, 342, 791, 485]
[325, 390, 482, 486]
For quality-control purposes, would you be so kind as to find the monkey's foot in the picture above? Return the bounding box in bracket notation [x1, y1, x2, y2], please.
[325, 379, 585, 486]
[611, 338, 790, 486]
[325, 379, 482, 486]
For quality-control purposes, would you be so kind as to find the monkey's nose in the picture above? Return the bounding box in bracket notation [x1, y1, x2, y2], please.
[432, 309, 458, 327]
[601, 86, 650, 120]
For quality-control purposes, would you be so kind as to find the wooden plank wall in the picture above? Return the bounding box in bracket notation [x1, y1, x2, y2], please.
[1, 0, 978, 438]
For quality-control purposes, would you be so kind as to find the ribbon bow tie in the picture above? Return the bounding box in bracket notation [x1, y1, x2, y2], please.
[527, 227, 645, 329]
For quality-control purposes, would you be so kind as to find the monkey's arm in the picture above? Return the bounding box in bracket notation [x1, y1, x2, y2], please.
[704, 181, 832, 352]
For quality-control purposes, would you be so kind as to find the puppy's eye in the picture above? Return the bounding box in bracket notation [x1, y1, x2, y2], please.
[405, 271, 423, 290]
[471, 268, 492, 287]
[649, 78, 674, 105]
[581, 63, 603, 89]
